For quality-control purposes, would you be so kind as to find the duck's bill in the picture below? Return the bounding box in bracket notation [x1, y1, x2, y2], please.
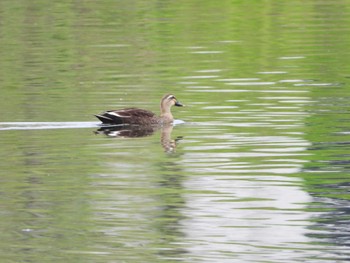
[175, 101, 184, 107]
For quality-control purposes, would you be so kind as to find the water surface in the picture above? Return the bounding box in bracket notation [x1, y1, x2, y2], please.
[1, 1, 350, 262]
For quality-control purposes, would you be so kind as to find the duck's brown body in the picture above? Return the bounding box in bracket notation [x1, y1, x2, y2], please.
[95, 108, 159, 125]
[95, 94, 183, 125]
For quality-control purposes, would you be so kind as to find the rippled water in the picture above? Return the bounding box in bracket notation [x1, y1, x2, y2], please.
[1, 1, 350, 262]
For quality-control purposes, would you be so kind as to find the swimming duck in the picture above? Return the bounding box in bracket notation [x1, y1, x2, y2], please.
[95, 94, 184, 125]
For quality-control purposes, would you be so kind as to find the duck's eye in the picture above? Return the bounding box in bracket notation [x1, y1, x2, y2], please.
[168, 95, 175, 100]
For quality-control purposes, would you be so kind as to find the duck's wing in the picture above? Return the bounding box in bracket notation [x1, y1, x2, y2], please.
[95, 108, 156, 124]
[120, 108, 155, 118]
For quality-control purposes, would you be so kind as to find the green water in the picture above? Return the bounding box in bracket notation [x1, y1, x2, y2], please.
[1, 1, 350, 262]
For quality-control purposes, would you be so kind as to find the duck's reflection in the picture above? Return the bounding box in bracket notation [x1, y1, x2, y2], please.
[160, 125, 183, 153]
[94, 124, 182, 153]
[94, 124, 156, 138]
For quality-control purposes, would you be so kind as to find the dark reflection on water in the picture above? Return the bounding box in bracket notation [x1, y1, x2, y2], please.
[307, 196, 350, 261]
[302, 124, 350, 255]
[94, 124, 157, 138]
[94, 123, 183, 153]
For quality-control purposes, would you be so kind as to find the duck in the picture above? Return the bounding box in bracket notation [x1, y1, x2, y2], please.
[94, 94, 184, 125]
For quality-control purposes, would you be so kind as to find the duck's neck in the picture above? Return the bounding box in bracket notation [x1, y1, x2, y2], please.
[160, 105, 173, 123]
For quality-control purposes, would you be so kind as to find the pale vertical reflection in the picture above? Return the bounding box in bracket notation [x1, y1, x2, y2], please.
[180, 176, 331, 262]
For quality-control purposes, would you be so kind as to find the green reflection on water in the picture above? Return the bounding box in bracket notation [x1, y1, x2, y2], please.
[1, 0, 350, 262]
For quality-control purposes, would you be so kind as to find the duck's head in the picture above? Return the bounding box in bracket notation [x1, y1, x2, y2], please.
[161, 94, 183, 108]
[160, 94, 184, 116]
